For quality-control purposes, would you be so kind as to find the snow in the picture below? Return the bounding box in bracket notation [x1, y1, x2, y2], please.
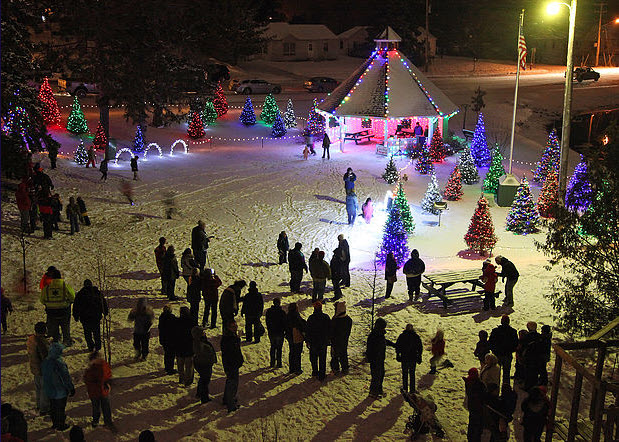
[2, 108, 561, 441]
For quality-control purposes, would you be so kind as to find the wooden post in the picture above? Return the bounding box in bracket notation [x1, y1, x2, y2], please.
[590, 344, 607, 419]
[568, 371, 584, 442]
[591, 381, 606, 442]
[546, 355, 563, 442]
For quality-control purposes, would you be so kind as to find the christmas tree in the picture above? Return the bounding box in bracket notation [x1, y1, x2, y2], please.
[201, 101, 218, 125]
[458, 147, 480, 184]
[92, 122, 108, 150]
[421, 173, 442, 214]
[429, 129, 446, 162]
[444, 165, 463, 201]
[271, 111, 287, 137]
[187, 112, 205, 138]
[38, 78, 61, 125]
[260, 94, 279, 125]
[74, 141, 88, 165]
[565, 156, 593, 212]
[533, 129, 560, 183]
[283, 99, 297, 128]
[415, 145, 435, 174]
[303, 99, 325, 139]
[464, 196, 498, 254]
[538, 169, 559, 218]
[377, 206, 410, 266]
[483, 145, 506, 194]
[470, 112, 491, 167]
[505, 178, 539, 234]
[132, 125, 145, 153]
[382, 157, 399, 184]
[2, 105, 29, 138]
[212, 83, 228, 117]
[67, 96, 89, 134]
[239, 97, 256, 125]
[394, 182, 415, 233]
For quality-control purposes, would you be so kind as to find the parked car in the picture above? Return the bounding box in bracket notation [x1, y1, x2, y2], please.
[235, 79, 281, 95]
[304, 77, 338, 93]
[573, 67, 600, 82]
[58, 78, 99, 97]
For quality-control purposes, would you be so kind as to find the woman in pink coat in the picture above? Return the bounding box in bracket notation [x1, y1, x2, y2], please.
[362, 198, 374, 224]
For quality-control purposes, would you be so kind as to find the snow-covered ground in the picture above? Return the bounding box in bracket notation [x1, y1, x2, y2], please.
[2, 108, 564, 441]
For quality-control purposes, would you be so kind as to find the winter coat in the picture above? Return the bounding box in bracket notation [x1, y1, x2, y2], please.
[174, 311, 195, 357]
[480, 363, 501, 388]
[540, 332, 552, 363]
[51, 196, 62, 217]
[40, 279, 75, 310]
[366, 328, 392, 363]
[87, 147, 96, 160]
[181, 253, 196, 277]
[498, 258, 519, 280]
[130, 157, 138, 172]
[27, 334, 49, 376]
[522, 331, 544, 367]
[187, 275, 202, 304]
[128, 306, 154, 335]
[330, 252, 343, 281]
[331, 314, 352, 349]
[395, 329, 423, 364]
[308, 252, 319, 277]
[76, 198, 88, 215]
[431, 338, 445, 358]
[38, 194, 53, 215]
[162, 249, 180, 281]
[288, 249, 308, 273]
[277, 234, 289, 253]
[34, 171, 54, 193]
[99, 161, 108, 173]
[312, 260, 331, 281]
[158, 310, 177, 347]
[73, 286, 108, 323]
[482, 262, 498, 293]
[345, 194, 358, 216]
[220, 331, 244, 372]
[154, 245, 166, 273]
[192, 327, 217, 372]
[241, 287, 264, 319]
[2, 293, 13, 317]
[65, 201, 80, 219]
[265, 305, 287, 337]
[322, 134, 331, 148]
[83, 358, 112, 399]
[219, 286, 238, 319]
[343, 172, 357, 192]
[286, 311, 306, 344]
[339, 239, 350, 263]
[474, 340, 491, 363]
[464, 377, 486, 415]
[41, 343, 74, 400]
[16, 182, 31, 211]
[201, 274, 222, 303]
[385, 256, 398, 282]
[191, 225, 209, 252]
[403, 255, 425, 277]
[362, 200, 373, 223]
[306, 310, 331, 347]
[489, 324, 518, 357]
[521, 395, 549, 431]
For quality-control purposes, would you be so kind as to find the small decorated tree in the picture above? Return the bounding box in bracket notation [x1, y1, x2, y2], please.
[377, 206, 410, 266]
[38, 78, 61, 125]
[459, 147, 480, 184]
[212, 83, 228, 117]
[382, 157, 399, 184]
[187, 112, 205, 138]
[74, 141, 88, 165]
[429, 129, 446, 162]
[92, 122, 108, 150]
[283, 99, 297, 128]
[444, 165, 463, 201]
[239, 97, 256, 125]
[201, 101, 218, 126]
[261, 94, 279, 125]
[464, 196, 498, 254]
[303, 99, 325, 139]
[394, 182, 415, 233]
[67, 96, 89, 134]
[132, 125, 145, 153]
[538, 169, 559, 218]
[533, 129, 560, 184]
[505, 178, 539, 234]
[470, 112, 491, 167]
[271, 111, 287, 137]
[421, 173, 442, 214]
[565, 156, 593, 212]
[483, 145, 506, 194]
[415, 145, 435, 174]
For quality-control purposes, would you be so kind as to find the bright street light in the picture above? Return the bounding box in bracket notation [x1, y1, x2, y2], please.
[546, 2, 567, 15]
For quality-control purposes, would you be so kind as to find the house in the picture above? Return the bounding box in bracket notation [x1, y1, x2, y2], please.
[263, 22, 339, 61]
[338, 26, 371, 57]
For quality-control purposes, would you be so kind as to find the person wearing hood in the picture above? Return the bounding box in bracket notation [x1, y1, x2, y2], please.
[265, 298, 287, 368]
[72, 279, 109, 352]
[241, 281, 264, 343]
[27, 321, 51, 415]
[521, 386, 549, 441]
[200, 269, 222, 329]
[83, 351, 114, 429]
[463, 367, 486, 442]
[366, 318, 395, 398]
[480, 259, 498, 311]
[306, 301, 331, 381]
[192, 326, 217, 404]
[40, 268, 75, 346]
[220, 280, 246, 332]
[174, 306, 195, 386]
[343, 168, 357, 195]
[403, 249, 425, 301]
[288, 242, 308, 294]
[384, 252, 398, 299]
[338, 234, 351, 287]
[362, 197, 373, 223]
[395, 324, 423, 393]
[162, 246, 180, 301]
[489, 315, 518, 387]
[277, 231, 289, 265]
[187, 268, 202, 325]
[285, 302, 306, 374]
[42, 342, 75, 431]
[330, 248, 343, 300]
[128, 298, 155, 361]
[330, 301, 352, 375]
[221, 320, 244, 412]
[180, 248, 197, 295]
[310, 251, 331, 302]
[157, 305, 177, 375]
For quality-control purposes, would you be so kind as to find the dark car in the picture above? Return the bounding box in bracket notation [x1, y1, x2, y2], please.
[573, 67, 600, 83]
[304, 77, 338, 93]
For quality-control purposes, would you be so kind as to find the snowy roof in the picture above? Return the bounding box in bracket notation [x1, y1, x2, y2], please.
[266, 23, 338, 41]
[338, 26, 369, 40]
[317, 48, 458, 119]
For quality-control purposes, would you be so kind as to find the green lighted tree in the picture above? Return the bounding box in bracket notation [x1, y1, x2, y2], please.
[394, 182, 415, 234]
[260, 94, 279, 125]
[67, 96, 89, 134]
[483, 145, 505, 194]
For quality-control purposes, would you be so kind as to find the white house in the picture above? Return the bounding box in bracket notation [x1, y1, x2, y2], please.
[338, 26, 371, 56]
[263, 23, 339, 61]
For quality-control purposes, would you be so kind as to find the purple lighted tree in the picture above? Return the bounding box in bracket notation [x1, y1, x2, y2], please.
[565, 156, 593, 212]
[377, 206, 409, 265]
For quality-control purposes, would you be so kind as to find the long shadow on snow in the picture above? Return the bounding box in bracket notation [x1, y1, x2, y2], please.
[320, 218, 349, 225]
[311, 396, 374, 442]
[241, 262, 279, 268]
[352, 393, 405, 441]
[314, 194, 346, 204]
[109, 270, 161, 280]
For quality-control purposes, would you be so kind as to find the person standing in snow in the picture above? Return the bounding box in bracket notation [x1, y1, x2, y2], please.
[311, 251, 331, 302]
[162, 246, 180, 301]
[220, 280, 246, 331]
[72, 279, 108, 352]
[395, 324, 423, 393]
[322, 133, 331, 159]
[330, 301, 352, 375]
[521, 386, 550, 441]
[130, 155, 139, 180]
[288, 242, 308, 294]
[66, 196, 80, 235]
[39, 190, 54, 239]
[128, 298, 154, 361]
[42, 342, 75, 431]
[265, 298, 287, 368]
[158, 305, 177, 375]
[180, 248, 197, 297]
[200, 269, 222, 329]
[1, 288, 13, 333]
[277, 231, 289, 265]
[384, 252, 398, 299]
[154, 237, 167, 297]
[191, 220, 213, 271]
[494, 256, 519, 307]
[403, 249, 425, 301]
[221, 319, 244, 413]
[480, 353, 501, 388]
[480, 259, 498, 311]
[27, 321, 51, 416]
[174, 306, 195, 386]
[51, 193, 62, 231]
[539, 324, 552, 386]
[463, 367, 486, 442]
[241, 281, 264, 343]
[83, 351, 114, 429]
[187, 268, 202, 325]
[474, 330, 491, 367]
[488, 314, 518, 387]
[40, 269, 75, 346]
[338, 234, 351, 287]
[306, 301, 331, 381]
[286, 302, 306, 375]
[99, 159, 108, 182]
[345, 191, 359, 225]
[343, 167, 357, 195]
[362, 197, 373, 223]
[330, 248, 343, 301]
[366, 318, 395, 398]
[86, 145, 96, 168]
[76, 197, 91, 226]
[192, 326, 216, 404]
[16, 176, 32, 233]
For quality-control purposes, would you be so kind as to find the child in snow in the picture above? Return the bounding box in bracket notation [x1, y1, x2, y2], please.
[481, 259, 498, 311]
[1, 288, 13, 333]
[66, 197, 80, 235]
[429, 329, 453, 374]
[51, 194, 62, 231]
[83, 351, 114, 429]
[76, 197, 91, 226]
[474, 330, 491, 367]
[128, 298, 155, 361]
[362, 197, 373, 224]
[303, 145, 309, 160]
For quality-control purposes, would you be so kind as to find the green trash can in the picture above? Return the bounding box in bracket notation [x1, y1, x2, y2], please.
[497, 174, 521, 207]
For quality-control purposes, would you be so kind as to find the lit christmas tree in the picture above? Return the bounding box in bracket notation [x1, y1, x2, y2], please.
[458, 147, 480, 184]
[303, 99, 325, 139]
[415, 145, 435, 174]
[377, 206, 410, 266]
[470, 112, 491, 167]
[74, 141, 88, 165]
[429, 129, 446, 162]
[239, 97, 256, 125]
[394, 182, 415, 233]
[38, 78, 61, 125]
[260, 94, 279, 125]
[533, 129, 560, 184]
[444, 165, 463, 201]
[464, 196, 498, 254]
[212, 83, 228, 117]
[271, 111, 287, 137]
[67, 96, 89, 134]
[538, 169, 559, 218]
[2, 105, 29, 138]
[92, 122, 108, 150]
[382, 157, 399, 184]
[483, 145, 506, 194]
[201, 101, 218, 126]
[421, 173, 442, 214]
[283, 99, 297, 128]
[187, 111, 205, 138]
[505, 178, 539, 234]
[132, 125, 145, 153]
[565, 156, 593, 212]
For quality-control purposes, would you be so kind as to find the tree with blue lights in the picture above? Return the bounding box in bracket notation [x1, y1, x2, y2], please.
[271, 111, 286, 137]
[414, 145, 434, 175]
[284, 99, 297, 128]
[239, 97, 256, 125]
[421, 173, 442, 214]
[377, 206, 409, 266]
[533, 129, 560, 184]
[132, 125, 145, 153]
[506, 177, 539, 234]
[470, 112, 491, 167]
[565, 156, 593, 212]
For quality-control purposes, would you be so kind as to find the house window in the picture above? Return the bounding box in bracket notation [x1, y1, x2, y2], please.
[340, 40, 344, 49]
[323, 42, 329, 52]
[283, 42, 296, 56]
[308, 43, 313, 51]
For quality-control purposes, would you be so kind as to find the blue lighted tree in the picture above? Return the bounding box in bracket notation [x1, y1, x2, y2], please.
[271, 111, 287, 137]
[565, 155, 593, 212]
[239, 97, 256, 125]
[470, 112, 491, 167]
[506, 177, 539, 234]
[377, 206, 409, 266]
[132, 125, 145, 153]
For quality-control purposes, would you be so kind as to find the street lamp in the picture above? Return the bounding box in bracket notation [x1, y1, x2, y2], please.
[547, 0, 577, 202]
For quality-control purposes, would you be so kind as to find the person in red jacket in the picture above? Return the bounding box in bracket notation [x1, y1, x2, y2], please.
[83, 351, 115, 429]
[200, 269, 222, 329]
[38, 190, 54, 239]
[39, 266, 57, 290]
[480, 259, 498, 311]
[16, 177, 32, 233]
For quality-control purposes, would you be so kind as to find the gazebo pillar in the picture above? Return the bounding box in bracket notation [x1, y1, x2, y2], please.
[428, 117, 438, 145]
[442, 117, 449, 138]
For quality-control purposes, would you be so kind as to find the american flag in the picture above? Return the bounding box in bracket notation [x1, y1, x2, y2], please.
[518, 33, 527, 70]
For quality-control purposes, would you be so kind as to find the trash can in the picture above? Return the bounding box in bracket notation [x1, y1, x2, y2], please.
[497, 174, 521, 207]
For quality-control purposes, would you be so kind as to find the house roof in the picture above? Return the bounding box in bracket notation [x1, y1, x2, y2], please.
[266, 22, 338, 41]
[338, 26, 369, 40]
[375, 26, 402, 42]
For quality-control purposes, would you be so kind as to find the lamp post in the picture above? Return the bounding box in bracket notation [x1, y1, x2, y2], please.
[596, 17, 619, 66]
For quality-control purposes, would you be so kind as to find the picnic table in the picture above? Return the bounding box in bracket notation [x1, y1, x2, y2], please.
[422, 269, 486, 308]
[344, 129, 374, 144]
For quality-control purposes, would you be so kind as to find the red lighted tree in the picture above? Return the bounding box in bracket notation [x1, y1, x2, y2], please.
[429, 129, 446, 162]
[213, 83, 228, 117]
[538, 169, 559, 218]
[187, 112, 205, 138]
[464, 195, 498, 255]
[443, 165, 463, 201]
[92, 122, 108, 150]
[38, 77, 61, 125]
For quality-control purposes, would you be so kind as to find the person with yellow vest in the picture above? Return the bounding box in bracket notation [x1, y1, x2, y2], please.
[40, 269, 75, 346]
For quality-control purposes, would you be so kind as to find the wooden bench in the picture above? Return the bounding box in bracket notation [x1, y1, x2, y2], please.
[462, 129, 474, 141]
[344, 130, 374, 144]
[422, 269, 486, 309]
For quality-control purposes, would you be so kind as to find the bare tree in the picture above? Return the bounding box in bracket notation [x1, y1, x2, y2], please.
[95, 249, 112, 363]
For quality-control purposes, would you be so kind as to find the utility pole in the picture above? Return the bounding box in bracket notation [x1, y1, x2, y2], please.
[595, 2, 606, 66]
[425, 0, 430, 72]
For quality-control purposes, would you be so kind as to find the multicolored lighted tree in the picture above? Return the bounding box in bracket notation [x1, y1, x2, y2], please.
[377, 206, 410, 266]
[132, 125, 145, 153]
[565, 156, 593, 212]
[464, 196, 498, 254]
[66, 96, 89, 134]
[283, 99, 297, 129]
[459, 146, 480, 184]
[212, 83, 228, 117]
[303, 99, 325, 139]
[187, 112, 205, 138]
[443, 165, 463, 201]
[505, 178, 539, 234]
[74, 141, 88, 165]
[260, 94, 279, 125]
[38, 78, 61, 125]
[470, 112, 491, 167]
[415, 145, 435, 174]
[382, 157, 399, 184]
[533, 129, 560, 184]
[239, 97, 256, 125]
[92, 122, 108, 150]
[538, 169, 559, 218]
[429, 129, 446, 162]
[394, 182, 415, 233]
[271, 111, 287, 137]
[2, 105, 29, 138]
[483, 145, 506, 194]
[201, 101, 218, 126]
[421, 173, 442, 214]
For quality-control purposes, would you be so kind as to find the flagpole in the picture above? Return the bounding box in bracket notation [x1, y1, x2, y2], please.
[508, 9, 525, 174]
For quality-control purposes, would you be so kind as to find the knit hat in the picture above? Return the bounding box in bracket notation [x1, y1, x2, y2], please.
[467, 367, 479, 380]
[501, 314, 510, 325]
[335, 301, 346, 316]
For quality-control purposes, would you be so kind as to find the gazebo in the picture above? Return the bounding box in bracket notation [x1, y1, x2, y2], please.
[317, 27, 458, 155]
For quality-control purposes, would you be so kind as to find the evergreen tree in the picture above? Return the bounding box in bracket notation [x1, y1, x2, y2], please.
[132, 125, 145, 153]
[470, 112, 491, 167]
[67, 96, 89, 134]
[429, 129, 446, 162]
[382, 157, 399, 184]
[283, 99, 297, 128]
[74, 141, 88, 165]
[212, 83, 228, 117]
[538, 169, 559, 218]
[444, 165, 463, 201]
[506, 178, 539, 234]
[533, 129, 560, 184]
[394, 182, 415, 233]
[415, 145, 434, 174]
[187, 111, 205, 138]
[271, 111, 287, 137]
[92, 122, 108, 150]
[377, 206, 410, 266]
[38, 78, 61, 125]
[565, 156, 593, 212]
[260, 94, 279, 125]
[421, 173, 442, 214]
[483, 145, 506, 194]
[201, 101, 218, 126]
[2, 104, 30, 139]
[303, 99, 325, 139]
[458, 146, 480, 184]
[239, 97, 256, 125]
[464, 196, 498, 254]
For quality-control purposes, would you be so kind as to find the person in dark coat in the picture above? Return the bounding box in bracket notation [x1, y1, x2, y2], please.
[463, 367, 486, 442]
[330, 248, 343, 300]
[162, 246, 180, 301]
[480, 259, 498, 311]
[127, 298, 154, 361]
[484, 383, 505, 441]
[241, 281, 264, 343]
[180, 248, 196, 291]
[220, 320, 244, 412]
[521, 386, 549, 442]
[338, 234, 351, 287]
[345, 192, 358, 225]
[474, 330, 491, 366]
[174, 306, 195, 386]
[72, 279, 108, 351]
[322, 133, 331, 159]
[191, 220, 213, 271]
[154, 237, 167, 296]
[310, 251, 331, 302]
[1, 288, 14, 333]
[265, 298, 287, 368]
[366, 318, 395, 398]
[395, 324, 423, 393]
[200, 269, 222, 329]
[65, 196, 80, 235]
[157, 305, 177, 375]
[288, 242, 308, 293]
[187, 268, 202, 325]
[495, 256, 519, 306]
[42, 342, 75, 430]
[1, 403, 28, 441]
[522, 321, 544, 391]
[539, 325, 552, 386]
[48, 141, 59, 169]
[192, 326, 216, 404]
[99, 159, 108, 182]
[488, 315, 519, 387]
[51, 193, 62, 231]
[39, 190, 55, 239]
[384, 252, 398, 299]
[76, 197, 91, 226]
[277, 231, 289, 265]
[403, 249, 425, 301]
[330, 301, 352, 375]
[286, 302, 306, 374]
[130, 155, 139, 180]
[220, 280, 246, 331]
[306, 301, 331, 381]
[16, 177, 32, 233]
[343, 168, 356, 195]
